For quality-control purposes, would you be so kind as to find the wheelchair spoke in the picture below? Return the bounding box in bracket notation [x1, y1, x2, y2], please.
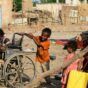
[7, 63, 18, 69]
[6, 71, 17, 76]
[16, 55, 22, 68]
[9, 73, 18, 85]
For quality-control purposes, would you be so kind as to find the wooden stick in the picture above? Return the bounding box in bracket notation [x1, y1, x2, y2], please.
[26, 46, 88, 88]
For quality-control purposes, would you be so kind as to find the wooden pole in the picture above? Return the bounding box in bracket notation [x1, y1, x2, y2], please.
[26, 46, 88, 88]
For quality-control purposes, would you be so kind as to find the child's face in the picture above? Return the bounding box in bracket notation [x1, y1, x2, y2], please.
[41, 32, 49, 41]
[76, 35, 82, 41]
[67, 47, 73, 53]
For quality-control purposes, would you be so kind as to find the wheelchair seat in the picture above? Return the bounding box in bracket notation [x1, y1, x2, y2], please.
[8, 33, 24, 51]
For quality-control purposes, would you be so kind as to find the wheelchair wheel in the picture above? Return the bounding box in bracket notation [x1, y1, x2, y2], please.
[3, 52, 36, 88]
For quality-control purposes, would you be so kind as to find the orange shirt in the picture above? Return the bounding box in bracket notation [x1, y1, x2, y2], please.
[35, 36, 50, 63]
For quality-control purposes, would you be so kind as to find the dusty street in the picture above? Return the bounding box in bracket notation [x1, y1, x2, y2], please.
[0, 23, 88, 88]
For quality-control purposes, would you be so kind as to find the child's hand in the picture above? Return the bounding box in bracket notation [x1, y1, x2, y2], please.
[19, 33, 24, 36]
[29, 33, 34, 39]
[17, 32, 25, 36]
[77, 58, 84, 71]
[77, 65, 82, 71]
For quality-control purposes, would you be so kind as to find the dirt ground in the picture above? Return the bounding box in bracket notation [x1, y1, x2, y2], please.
[1, 23, 88, 88]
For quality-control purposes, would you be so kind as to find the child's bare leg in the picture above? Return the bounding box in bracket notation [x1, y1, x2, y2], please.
[41, 61, 51, 84]
[0, 60, 4, 67]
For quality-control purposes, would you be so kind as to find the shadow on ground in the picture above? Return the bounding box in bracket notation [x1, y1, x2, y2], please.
[37, 78, 61, 88]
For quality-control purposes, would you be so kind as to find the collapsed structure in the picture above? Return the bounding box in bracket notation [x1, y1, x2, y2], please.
[1, 0, 88, 29]
[2, 0, 33, 28]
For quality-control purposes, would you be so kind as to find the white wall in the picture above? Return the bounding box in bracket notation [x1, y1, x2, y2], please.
[36, 3, 62, 19]
[72, 0, 80, 6]
[66, 0, 72, 5]
[66, 0, 81, 6]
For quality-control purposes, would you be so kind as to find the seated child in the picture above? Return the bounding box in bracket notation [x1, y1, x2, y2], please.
[61, 40, 82, 88]
[0, 29, 9, 65]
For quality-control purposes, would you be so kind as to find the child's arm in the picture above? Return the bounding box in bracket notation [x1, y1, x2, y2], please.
[77, 58, 84, 70]
[24, 33, 43, 48]
[16, 32, 43, 48]
[28, 33, 42, 47]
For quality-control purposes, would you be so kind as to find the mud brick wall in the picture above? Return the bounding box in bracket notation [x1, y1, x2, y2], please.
[2, 0, 13, 29]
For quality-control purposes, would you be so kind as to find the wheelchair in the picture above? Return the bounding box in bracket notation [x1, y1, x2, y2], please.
[0, 33, 36, 88]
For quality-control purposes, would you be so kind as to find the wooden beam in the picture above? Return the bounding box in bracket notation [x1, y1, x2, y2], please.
[26, 46, 88, 88]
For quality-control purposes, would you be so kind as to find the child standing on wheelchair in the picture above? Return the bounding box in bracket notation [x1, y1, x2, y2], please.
[20, 27, 52, 84]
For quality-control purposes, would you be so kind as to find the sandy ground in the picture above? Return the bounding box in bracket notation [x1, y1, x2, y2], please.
[0, 23, 88, 88]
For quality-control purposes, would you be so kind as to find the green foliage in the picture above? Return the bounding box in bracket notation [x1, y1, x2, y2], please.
[41, 0, 56, 3]
[79, 0, 88, 2]
[48, 0, 56, 3]
[59, 0, 65, 3]
[33, 2, 36, 7]
[79, 0, 84, 2]
[13, 0, 22, 12]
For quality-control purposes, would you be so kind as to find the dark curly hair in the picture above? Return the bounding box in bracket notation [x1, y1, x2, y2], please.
[0, 28, 5, 36]
[42, 27, 52, 37]
[63, 40, 77, 51]
[81, 31, 88, 48]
